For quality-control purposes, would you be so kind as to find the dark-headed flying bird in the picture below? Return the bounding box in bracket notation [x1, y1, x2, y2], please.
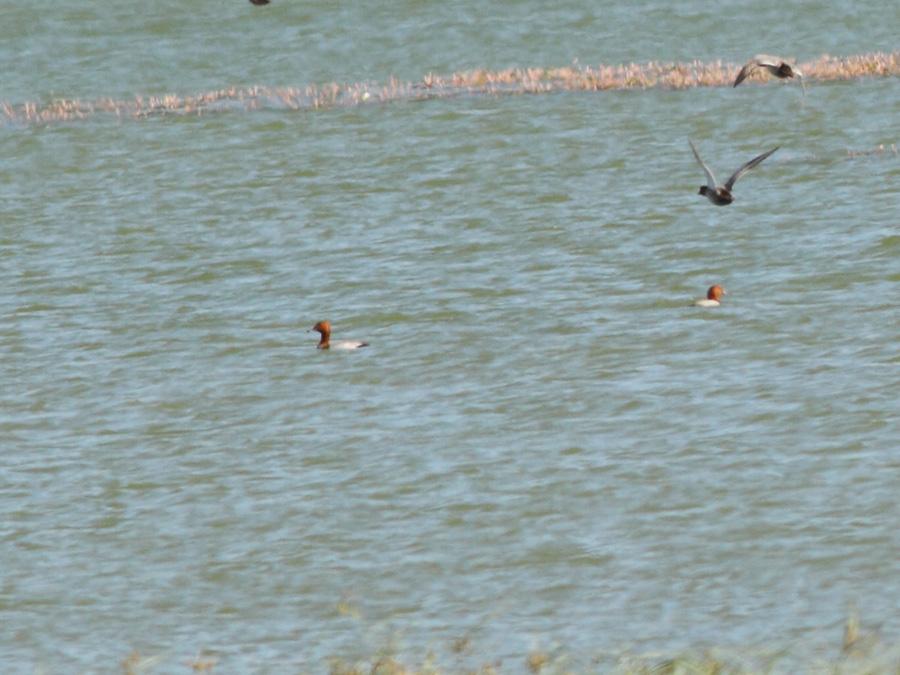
[689, 140, 779, 206]
[734, 55, 805, 94]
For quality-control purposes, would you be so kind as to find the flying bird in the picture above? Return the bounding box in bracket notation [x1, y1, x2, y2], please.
[689, 140, 779, 206]
[734, 55, 805, 94]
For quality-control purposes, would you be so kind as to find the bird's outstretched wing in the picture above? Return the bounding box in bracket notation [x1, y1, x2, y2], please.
[688, 140, 718, 191]
[724, 146, 779, 190]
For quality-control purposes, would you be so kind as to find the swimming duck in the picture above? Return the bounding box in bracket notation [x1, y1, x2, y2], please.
[248, 0, 270, 5]
[689, 140, 778, 206]
[734, 55, 805, 94]
[309, 321, 369, 350]
[693, 285, 726, 307]
[307, 321, 369, 349]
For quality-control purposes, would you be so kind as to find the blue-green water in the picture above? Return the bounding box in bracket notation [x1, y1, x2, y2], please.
[3, 2, 900, 672]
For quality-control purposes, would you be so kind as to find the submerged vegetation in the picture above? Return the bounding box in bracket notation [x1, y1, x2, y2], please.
[2, 51, 900, 126]
[321, 641, 900, 675]
[114, 614, 900, 674]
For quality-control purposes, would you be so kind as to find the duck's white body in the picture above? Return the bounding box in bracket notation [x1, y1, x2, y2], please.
[326, 340, 369, 350]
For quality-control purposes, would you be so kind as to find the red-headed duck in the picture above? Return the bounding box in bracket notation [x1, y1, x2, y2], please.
[693, 285, 726, 307]
[689, 140, 778, 206]
[309, 320, 369, 350]
[734, 55, 805, 94]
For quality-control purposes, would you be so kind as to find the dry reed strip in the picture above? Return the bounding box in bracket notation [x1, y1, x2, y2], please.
[2, 51, 899, 127]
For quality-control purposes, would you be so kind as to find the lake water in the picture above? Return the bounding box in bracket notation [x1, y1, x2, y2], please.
[3, 1, 900, 673]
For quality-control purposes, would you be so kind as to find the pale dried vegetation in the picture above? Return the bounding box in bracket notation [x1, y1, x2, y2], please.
[3, 51, 900, 126]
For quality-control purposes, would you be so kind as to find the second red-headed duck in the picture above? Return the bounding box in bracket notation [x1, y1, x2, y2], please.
[309, 320, 369, 350]
[693, 285, 726, 307]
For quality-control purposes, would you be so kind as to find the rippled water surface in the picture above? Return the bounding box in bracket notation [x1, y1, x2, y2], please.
[3, 1, 900, 672]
